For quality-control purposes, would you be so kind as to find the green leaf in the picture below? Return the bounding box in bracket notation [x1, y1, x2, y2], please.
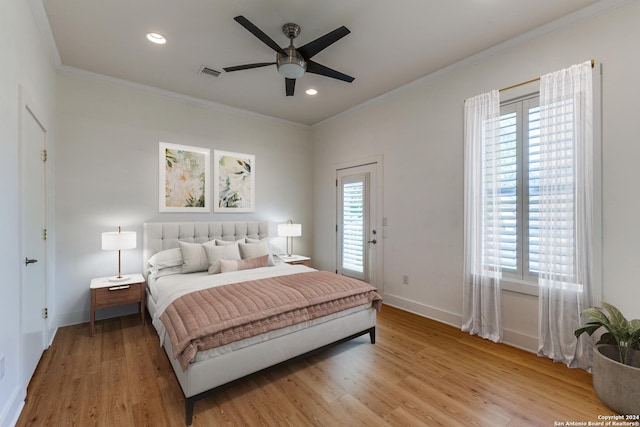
[574, 324, 602, 339]
[603, 302, 629, 330]
[582, 307, 610, 325]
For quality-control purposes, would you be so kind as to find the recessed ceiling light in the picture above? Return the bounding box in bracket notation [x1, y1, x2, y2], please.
[305, 89, 318, 95]
[146, 33, 166, 45]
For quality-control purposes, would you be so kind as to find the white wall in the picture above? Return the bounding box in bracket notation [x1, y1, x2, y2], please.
[54, 72, 313, 326]
[312, 1, 640, 351]
[0, 1, 56, 426]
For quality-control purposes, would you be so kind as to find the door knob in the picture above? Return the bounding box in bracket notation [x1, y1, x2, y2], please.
[367, 239, 377, 244]
[25, 257, 38, 266]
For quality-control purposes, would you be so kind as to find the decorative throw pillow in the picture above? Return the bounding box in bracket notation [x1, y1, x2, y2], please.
[219, 255, 270, 273]
[246, 237, 285, 257]
[147, 248, 183, 269]
[203, 241, 242, 274]
[178, 241, 209, 274]
[215, 238, 245, 246]
[238, 241, 275, 266]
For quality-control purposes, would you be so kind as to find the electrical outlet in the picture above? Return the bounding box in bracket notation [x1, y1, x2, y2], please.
[402, 275, 409, 285]
[0, 355, 5, 380]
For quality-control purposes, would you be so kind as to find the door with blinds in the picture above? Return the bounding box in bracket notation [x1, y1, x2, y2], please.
[337, 163, 379, 287]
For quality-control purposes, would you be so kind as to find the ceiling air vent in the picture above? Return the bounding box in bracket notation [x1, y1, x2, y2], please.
[199, 66, 221, 78]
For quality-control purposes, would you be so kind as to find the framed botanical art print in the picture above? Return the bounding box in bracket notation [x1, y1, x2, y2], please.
[159, 142, 210, 212]
[214, 150, 255, 213]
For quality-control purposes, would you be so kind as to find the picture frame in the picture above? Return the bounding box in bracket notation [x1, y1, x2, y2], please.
[213, 150, 255, 213]
[159, 142, 210, 213]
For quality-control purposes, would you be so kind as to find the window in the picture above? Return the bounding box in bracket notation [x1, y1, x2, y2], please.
[495, 94, 579, 283]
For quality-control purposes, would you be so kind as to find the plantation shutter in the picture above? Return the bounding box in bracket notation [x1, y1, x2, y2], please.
[340, 174, 367, 279]
[494, 110, 518, 272]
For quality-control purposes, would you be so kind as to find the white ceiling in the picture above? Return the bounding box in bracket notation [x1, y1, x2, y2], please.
[41, 0, 604, 125]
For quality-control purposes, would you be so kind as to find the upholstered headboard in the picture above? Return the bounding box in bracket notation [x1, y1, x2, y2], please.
[142, 221, 269, 277]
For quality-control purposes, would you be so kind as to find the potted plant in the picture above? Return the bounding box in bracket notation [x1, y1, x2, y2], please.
[575, 302, 640, 415]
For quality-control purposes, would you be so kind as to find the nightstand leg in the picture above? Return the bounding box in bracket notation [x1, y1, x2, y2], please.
[90, 289, 96, 336]
[140, 287, 146, 325]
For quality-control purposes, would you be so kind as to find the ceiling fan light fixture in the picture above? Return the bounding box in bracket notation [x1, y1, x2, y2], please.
[278, 63, 305, 79]
[277, 48, 306, 79]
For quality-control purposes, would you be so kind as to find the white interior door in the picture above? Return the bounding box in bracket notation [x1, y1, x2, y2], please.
[20, 98, 47, 387]
[337, 162, 380, 288]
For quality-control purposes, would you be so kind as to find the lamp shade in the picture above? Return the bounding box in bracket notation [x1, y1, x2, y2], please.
[278, 223, 301, 237]
[102, 231, 136, 250]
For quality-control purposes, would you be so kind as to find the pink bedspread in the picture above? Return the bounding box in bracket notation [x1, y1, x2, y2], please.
[160, 271, 382, 370]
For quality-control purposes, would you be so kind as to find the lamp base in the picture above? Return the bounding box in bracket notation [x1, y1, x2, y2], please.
[108, 275, 130, 282]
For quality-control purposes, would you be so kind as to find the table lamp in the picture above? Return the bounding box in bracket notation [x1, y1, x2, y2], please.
[277, 220, 301, 258]
[102, 226, 136, 281]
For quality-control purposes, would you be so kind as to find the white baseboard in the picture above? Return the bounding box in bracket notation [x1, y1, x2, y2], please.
[381, 292, 462, 328]
[502, 328, 538, 353]
[0, 386, 25, 427]
[381, 292, 538, 354]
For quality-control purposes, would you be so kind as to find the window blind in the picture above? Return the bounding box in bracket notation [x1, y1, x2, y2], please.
[489, 99, 576, 278]
[342, 180, 365, 273]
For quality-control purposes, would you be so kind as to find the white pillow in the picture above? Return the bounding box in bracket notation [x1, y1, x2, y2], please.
[246, 237, 285, 256]
[147, 248, 183, 269]
[239, 241, 275, 266]
[178, 241, 209, 274]
[215, 238, 245, 246]
[203, 241, 242, 274]
[148, 265, 182, 281]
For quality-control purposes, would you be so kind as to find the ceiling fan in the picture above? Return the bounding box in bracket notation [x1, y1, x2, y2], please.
[223, 16, 355, 96]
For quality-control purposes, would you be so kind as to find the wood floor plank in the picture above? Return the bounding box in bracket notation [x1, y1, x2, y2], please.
[16, 306, 614, 426]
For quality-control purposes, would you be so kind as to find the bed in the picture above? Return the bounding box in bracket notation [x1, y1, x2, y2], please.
[143, 221, 381, 425]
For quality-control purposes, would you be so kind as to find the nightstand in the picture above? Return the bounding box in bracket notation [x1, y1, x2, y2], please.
[280, 255, 311, 267]
[90, 273, 145, 336]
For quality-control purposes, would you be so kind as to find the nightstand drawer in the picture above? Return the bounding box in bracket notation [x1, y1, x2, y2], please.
[282, 256, 311, 268]
[287, 259, 311, 267]
[94, 282, 142, 308]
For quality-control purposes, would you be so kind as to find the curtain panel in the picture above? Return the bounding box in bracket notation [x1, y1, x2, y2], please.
[537, 60, 594, 369]
[462, 90, 503, 343]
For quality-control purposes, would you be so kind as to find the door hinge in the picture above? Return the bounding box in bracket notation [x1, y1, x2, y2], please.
[335, 179, 338, 187]
[42, 229, 47, 240]
[42, 308, 48, 319]
[41, 150, 47, 162]
[336, 224, 338, 232]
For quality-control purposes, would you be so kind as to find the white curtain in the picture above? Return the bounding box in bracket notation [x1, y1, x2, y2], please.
[537, 61, 593, 369]
[462, 90, 503, 342]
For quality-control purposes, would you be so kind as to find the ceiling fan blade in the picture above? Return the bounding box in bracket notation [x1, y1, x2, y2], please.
[223, 62, 275, 72]
[306, 60, 355, 83]
[285, 78, 296, 96]
[234, 16, 285, 54]
[297, 26, 350, 59]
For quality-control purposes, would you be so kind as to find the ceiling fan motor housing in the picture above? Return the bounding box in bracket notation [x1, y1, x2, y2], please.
[277, 47, 306, 79]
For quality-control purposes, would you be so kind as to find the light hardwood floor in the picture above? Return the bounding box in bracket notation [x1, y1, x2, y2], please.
[17, 305, 613, 426]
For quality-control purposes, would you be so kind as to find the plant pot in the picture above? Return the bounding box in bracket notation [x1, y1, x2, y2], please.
[593, 345, 640, 415]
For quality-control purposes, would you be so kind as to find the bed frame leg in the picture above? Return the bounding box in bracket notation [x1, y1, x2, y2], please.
[369, 327, 376, 344]
[185, 397, 195, 426]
